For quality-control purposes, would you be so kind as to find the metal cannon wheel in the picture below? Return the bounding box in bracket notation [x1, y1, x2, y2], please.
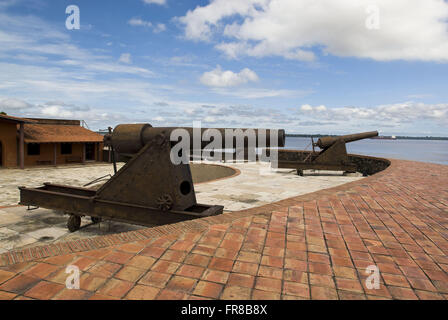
[67, 215, 81, 232]
[91, 216, 102, 224]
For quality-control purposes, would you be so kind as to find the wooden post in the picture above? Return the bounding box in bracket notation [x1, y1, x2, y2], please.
[19, 123, 24, 169]
[53, 143, 57, 166]
[82, 143, 86, 163]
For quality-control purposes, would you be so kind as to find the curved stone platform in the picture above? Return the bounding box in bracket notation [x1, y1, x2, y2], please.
[0, 162, 362, 252]
[0, 159, 447, 300]
[0, 162, 240, 206]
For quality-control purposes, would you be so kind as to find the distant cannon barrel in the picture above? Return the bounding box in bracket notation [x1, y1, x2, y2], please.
[316, 131, 379, 149]
[105, 124, 286, 155]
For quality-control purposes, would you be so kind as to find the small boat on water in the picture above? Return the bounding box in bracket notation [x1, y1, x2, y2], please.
[371, 135, 397, 140]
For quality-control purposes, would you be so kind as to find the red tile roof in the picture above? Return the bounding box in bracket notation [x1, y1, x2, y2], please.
[0, 114, 30, 123]
[24, 124, 104, 143]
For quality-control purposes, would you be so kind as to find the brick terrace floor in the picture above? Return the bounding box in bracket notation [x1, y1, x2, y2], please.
[0, 159, 447, 300]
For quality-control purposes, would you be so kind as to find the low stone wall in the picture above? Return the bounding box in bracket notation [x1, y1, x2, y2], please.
[348, 154, 391, 175]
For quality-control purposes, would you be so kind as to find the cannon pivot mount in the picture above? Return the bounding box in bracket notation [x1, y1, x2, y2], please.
[275, 131, 379, 176]
[19, 124, 224, 232]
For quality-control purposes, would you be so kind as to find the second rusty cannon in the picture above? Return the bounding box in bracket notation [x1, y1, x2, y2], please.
[275, 131, 379, 176]
[19, 123, 285, 232]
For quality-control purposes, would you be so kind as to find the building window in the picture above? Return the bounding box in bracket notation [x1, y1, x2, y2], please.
[27, 143, 40, 156]
[61, 143, 72, 155]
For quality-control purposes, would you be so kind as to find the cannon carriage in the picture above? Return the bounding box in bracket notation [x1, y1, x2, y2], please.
[275, 131, 379, 176]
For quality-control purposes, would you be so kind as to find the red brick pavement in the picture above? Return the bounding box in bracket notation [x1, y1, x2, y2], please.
[0, 159, 447, 300]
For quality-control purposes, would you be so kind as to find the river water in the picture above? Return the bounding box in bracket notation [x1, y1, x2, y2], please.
[284, 137, 448, 165]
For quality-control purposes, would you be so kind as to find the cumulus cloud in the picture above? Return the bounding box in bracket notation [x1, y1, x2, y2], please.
[3, 95, 448, 135]
[178, 0, 448, 62]
[40, 105, 74, 118]
[118, 53, 132, 64]
[0, 98, 33, 111]
[200, 66, 259, 87]
[300, 102, 448, 125]
[301, 104, 327, 112]
[300, 104, 313, 112]
[0, 97, 129, 127]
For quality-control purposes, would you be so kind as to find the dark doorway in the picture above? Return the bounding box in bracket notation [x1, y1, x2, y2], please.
[61, 143, 72, 155]
[85, 143, 95, 161]
[27, 143, 40, 156]
[0, 141, 2, 167]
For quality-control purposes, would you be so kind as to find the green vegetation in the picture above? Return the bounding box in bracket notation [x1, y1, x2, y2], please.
[287, 134, 331, 138]
[393, 136, 448, 141]
[0, 111, 6, 115]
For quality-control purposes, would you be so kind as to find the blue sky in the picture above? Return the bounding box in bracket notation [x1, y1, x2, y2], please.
[0, 0, 447, 136]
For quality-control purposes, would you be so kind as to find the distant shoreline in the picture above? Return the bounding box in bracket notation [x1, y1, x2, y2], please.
[286, 134, 448, 141]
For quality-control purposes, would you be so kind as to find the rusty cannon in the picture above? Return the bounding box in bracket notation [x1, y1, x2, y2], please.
[276, 131, 379, 176]
[108, 125, 285, 163]
[19, 123, 285, 232]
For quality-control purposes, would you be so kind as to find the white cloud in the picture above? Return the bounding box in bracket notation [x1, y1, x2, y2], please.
[143, 0, 166, 5]
[0, 98, 102, 123]
[300, 104, 313, 112]
[2, 93, 448, 135]
[128, 18, 166, 33]
[0, 98, 32, 111]
[118, 53, 132, 64]
[200, 66, 259, 87]
[153, 23, 166, 33]
[301, 104, 327, 112]
[212, 88, 308, 99]
[204, 116, 216, 123]
[0, 12, 153, 77]
[128, 18, 152, 28]
[300, 102, 448, 125]
[178, 0, 448, 62]
[40, 105, 73, 118]
[0, 96, 133, 129]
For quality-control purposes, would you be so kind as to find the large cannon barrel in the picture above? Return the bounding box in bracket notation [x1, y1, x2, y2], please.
[316, 131, 379, 149]
[105, 124, 286, 154]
